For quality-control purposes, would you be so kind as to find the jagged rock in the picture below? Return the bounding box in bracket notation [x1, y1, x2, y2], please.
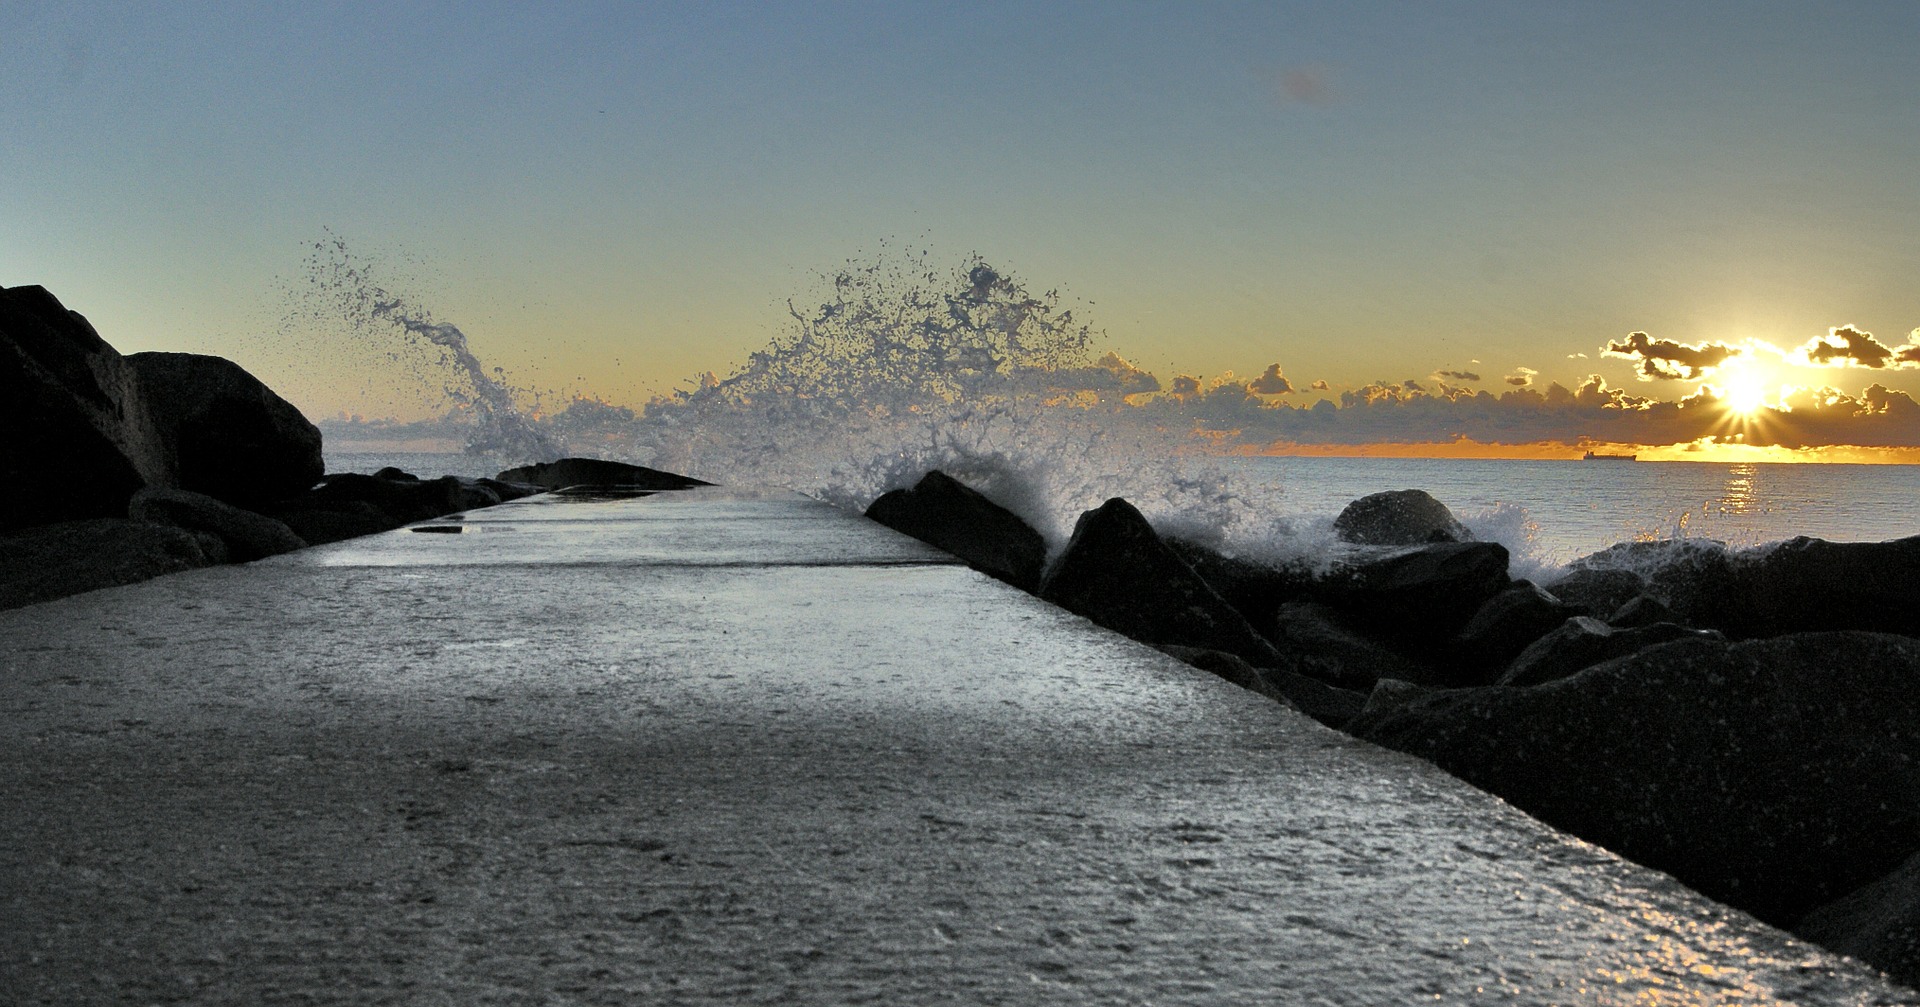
[865, 471, 1046, 592]
[1165, 538, 1315, 642]
[0, 518, 214, 610]
[1608, 593, 1673, 628]
[128, 352, 323, 508]
[1453, 580, 1581, 674]
[1544, 566, 1649, 619]
[1313, 541, 1510, 673]
[1794, 849, 1920, 990]
[1273, 601, 1432, 690]
[1332, 489, 1471, 546]
[1040, 498, 1282, 667]
[0, 284, 173, 531]
[495, 457, 710, 491]
[1497, 617, 1721, 686]
[372, 466, 419, 481]
[1353, 631, 1920, 926]
[129, 487, 305, 562]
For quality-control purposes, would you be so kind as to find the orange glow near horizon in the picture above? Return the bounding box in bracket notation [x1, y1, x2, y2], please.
[1244, 438, 1920, 465]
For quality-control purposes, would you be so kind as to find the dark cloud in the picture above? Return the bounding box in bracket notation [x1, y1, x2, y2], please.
[1169, 374, 1202, 399]
[1796, 325, 1916, 369]
[1049, 351, 1162, 397]
[1504, 367, 1537, 387]
[1310, 379, 1329, 391]
[1602, 332, 1742, 380]
[1434, 369, 1482, 383]
[1248, 363, 1293, 395]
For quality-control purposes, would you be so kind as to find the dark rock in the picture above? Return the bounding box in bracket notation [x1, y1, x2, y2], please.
[495, 457, 710, 491]
[273, 501, 401, 546]
[1313, 541, 1511, 674]
[1273, 601, 1433, 690]
[1165, 538, 1316, 642]
[0, 518, 214, 610]
[1453, 580, 1581, 673]
[1545, 566, 1649, 619]
[127, 352, 323, 508]
[1558, 539, 1738, 628]
[1497, 617, 1722, 687]
[1260, 665, 1370, 729]
[372, 466, 419, 481]
[476, 477, 544, 503]
[1040, 498, 1282, 667]
[304, 473, 495, 526]
[865, 470, 1047, 592]
[1355, 678, 1445, 722]
[129, 487, 306, 562]
[1794, 849, 1920, 989]
[0, 284, 173, 530]
[1332, 489, 1471, 546]
[1154, 645, 1295, 711]
[1353, 631, 1920, 926]
[1608, 593, 1674, 628]
[1726, 536, 1920, 639]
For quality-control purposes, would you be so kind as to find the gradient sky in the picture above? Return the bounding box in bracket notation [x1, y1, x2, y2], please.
[5, 2, 1918, 441]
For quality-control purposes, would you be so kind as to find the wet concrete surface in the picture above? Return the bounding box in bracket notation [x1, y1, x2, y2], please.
[0, 488, 1910, 1004]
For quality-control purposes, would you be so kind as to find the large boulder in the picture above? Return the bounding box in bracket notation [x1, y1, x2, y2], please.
[1353, 632, 1920, 926]
[1794, 849, 1920, 989]
[1544, 566, 1649, 620]
[0, 285, 173, 530]
[1312, 541, 1511, 677]
[128, 487, 306, 562]
[0, 518, 215, 610]
[495, 457, 709, 491]
[1555, 539, 1738, 628]
[1724, 536, 1920, 639]
[1332, 489, 1471, 546]
[127, 352, 323, 508]
[1165, 538, 1315, 643]
[1040, 498, 1282, 667]
[865, 471, 1047, 592]
[1496, 616, 1721, 687]
[1452, 580, 1581, 673]
[1273, 601, 1433, 690]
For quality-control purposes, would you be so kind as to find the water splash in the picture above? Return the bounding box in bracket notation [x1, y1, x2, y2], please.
[294, 233, 563, 465]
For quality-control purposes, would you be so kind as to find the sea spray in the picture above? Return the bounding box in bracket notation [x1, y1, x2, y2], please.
[293, 234, 563, 465]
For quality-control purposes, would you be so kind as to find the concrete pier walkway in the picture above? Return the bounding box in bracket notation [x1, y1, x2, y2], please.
[1, 488, 1907, 1004]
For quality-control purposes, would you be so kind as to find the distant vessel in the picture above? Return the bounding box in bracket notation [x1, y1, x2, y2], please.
[1582, 450, 1637, 461]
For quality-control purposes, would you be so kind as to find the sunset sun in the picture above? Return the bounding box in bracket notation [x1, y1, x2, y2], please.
[1723, 372, 1767, 416]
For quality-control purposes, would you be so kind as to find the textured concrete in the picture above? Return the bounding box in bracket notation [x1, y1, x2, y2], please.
[0, 487, 1908, 1004]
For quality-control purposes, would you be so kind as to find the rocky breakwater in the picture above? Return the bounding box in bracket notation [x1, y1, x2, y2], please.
[869, 472, 1920, 989]
[0, 282, 713, 609]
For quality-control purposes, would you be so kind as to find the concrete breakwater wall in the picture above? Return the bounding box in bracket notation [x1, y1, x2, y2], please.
[1, 487, 1907, 1004]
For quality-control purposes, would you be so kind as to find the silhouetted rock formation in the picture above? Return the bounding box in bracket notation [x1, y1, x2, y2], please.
[127, 352, 323, 507]
[1041, 498, 1282, 667]
[1352, 631, 1920, 927]
[496, 457, 711, 491]
[0, 284, 173, 531]
[1332, 489, 1471, 546]
[0, 519, 216, 609]
[866, 471, 1046, 592]
[130, 487, 306, 562]
[267, 471, 543, 546]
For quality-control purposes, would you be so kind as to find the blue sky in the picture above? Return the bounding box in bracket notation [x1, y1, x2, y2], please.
[5, 2, 1917, 438]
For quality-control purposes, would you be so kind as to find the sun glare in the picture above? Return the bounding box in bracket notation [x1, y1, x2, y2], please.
[1723, 373, 1766, 416]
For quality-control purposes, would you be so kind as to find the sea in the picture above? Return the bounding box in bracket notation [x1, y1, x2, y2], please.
[326, 448, 1920, 576]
